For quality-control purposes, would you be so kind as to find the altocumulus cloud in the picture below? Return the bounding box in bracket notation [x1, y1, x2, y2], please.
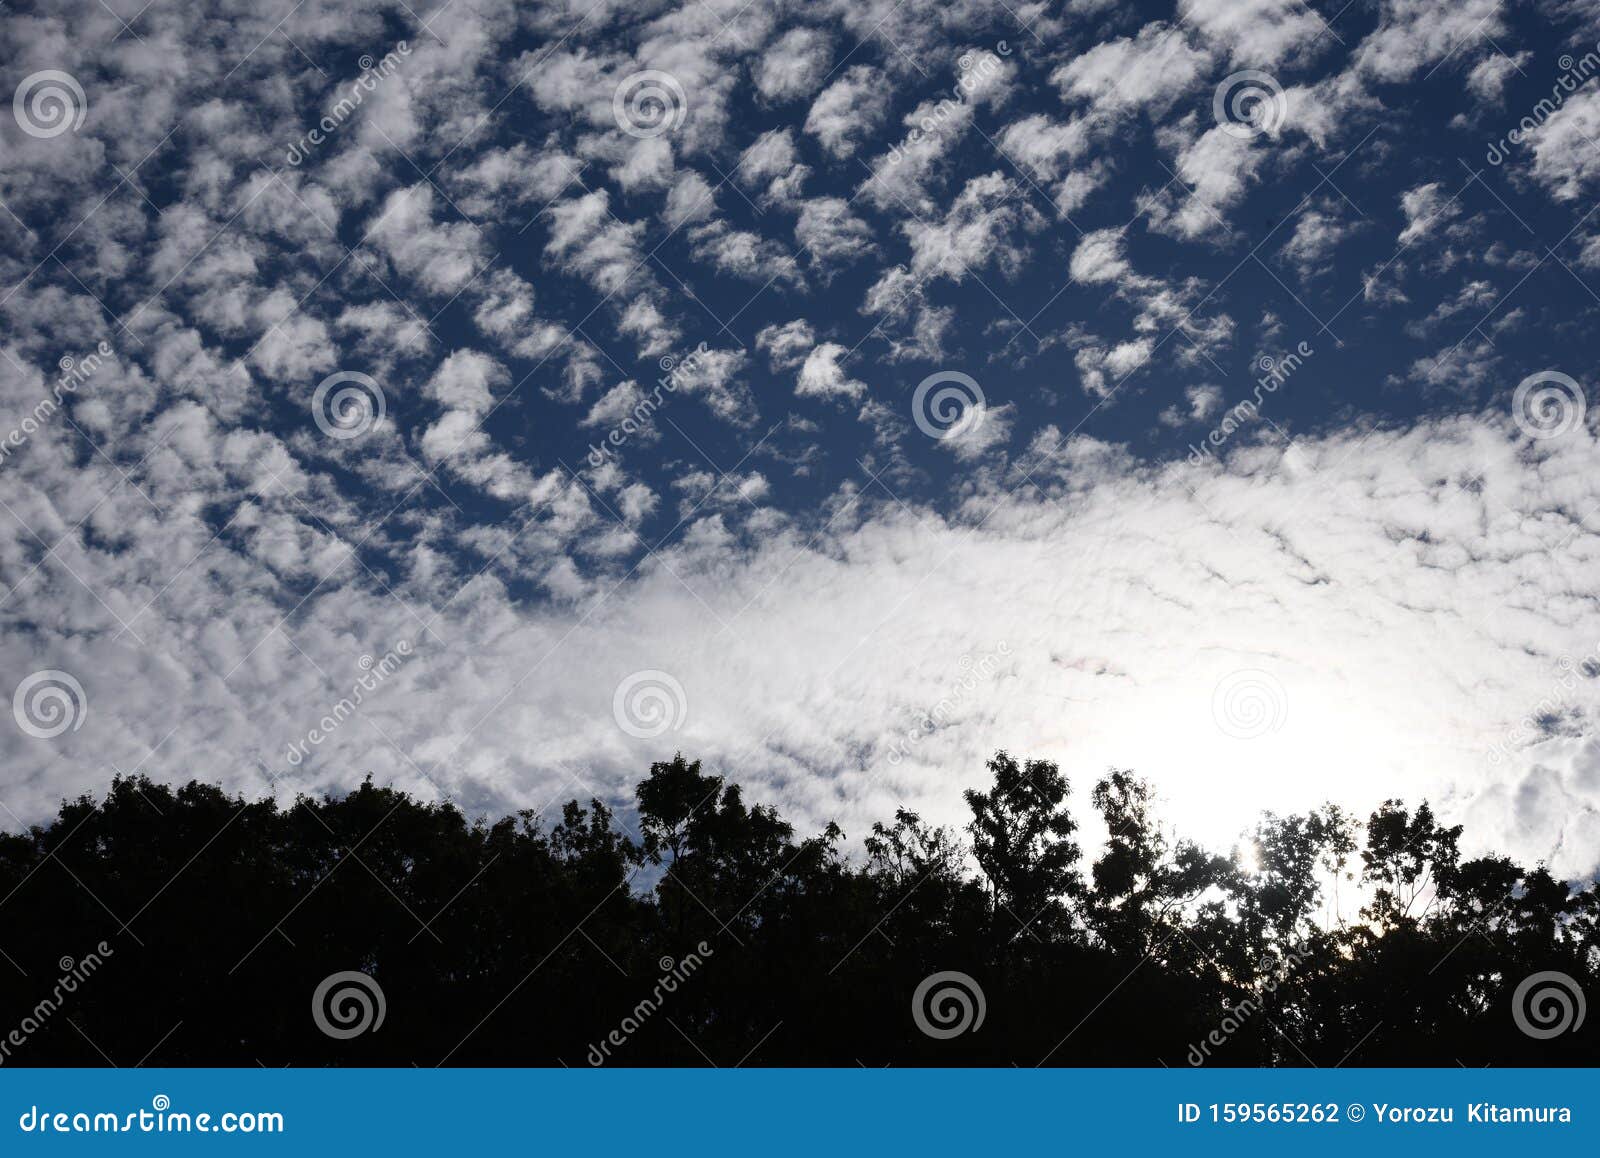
[4, 396, 1599, 876]
[4, 0, 1600, 882]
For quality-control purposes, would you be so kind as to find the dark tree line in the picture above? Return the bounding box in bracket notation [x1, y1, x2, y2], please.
[0, 751, 1595, 1066]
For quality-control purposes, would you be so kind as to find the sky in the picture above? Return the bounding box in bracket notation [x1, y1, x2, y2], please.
[3, 0, 1600, 877]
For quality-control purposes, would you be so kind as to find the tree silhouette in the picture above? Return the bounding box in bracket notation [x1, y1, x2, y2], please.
[964, 751, 1081, 944]
[0, 752, 1593, 1067]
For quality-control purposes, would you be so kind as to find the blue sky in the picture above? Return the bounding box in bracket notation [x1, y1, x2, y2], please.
[4, 0, 1600, 877]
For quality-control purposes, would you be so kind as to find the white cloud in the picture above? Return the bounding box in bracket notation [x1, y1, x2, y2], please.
[1187, 383, 1225, 422]
[997, 113, 1102, 214]
[1280, 203, 1351, 277]
[794, 196, 874, 274]
[663, 170, 717, 228]
[1151, 121, 1267, 241]
[1076, 338, 1155, 398]
[583, 379, 658, 446]
[1405, 338, 1499, 393]
[688, 220, 804, 287]
[366, 184, 490, 297]
[667, 345, 756, 425]
[1526, 88, 1600, 201]
[1180, 0, 1326, 66]
[736, 128, 810, 205]
[545, 189, 650, 296]
[449, 144, 583, 219]
[1052, 23, 1211, 118]
[609, 135, 676, 192]
[1069, 228, 1133, 285]
[1356, 0, 1505, 83]
[756, 319, 816, 370]
[1398, 180, 1462, 246]
[10, 407, 1600, 877]
[805, 65, 891, 159]
[755, 26, 833, 103]
[417, 349, 534, 499]
[937, 400, 1014, 460]
[1465, 51, 1529, 103]
[901, 172, 1043, 284]
[795, 342, 866, 400]
[8, 0, 1600, 899]
[1278, 71, 1377, 149]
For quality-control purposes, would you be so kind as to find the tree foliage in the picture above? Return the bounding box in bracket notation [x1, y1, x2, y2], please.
[0, 755, 1594, 1066]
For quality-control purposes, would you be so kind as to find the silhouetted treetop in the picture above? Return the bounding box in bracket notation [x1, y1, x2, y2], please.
[0, 753, 1593, 1067]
